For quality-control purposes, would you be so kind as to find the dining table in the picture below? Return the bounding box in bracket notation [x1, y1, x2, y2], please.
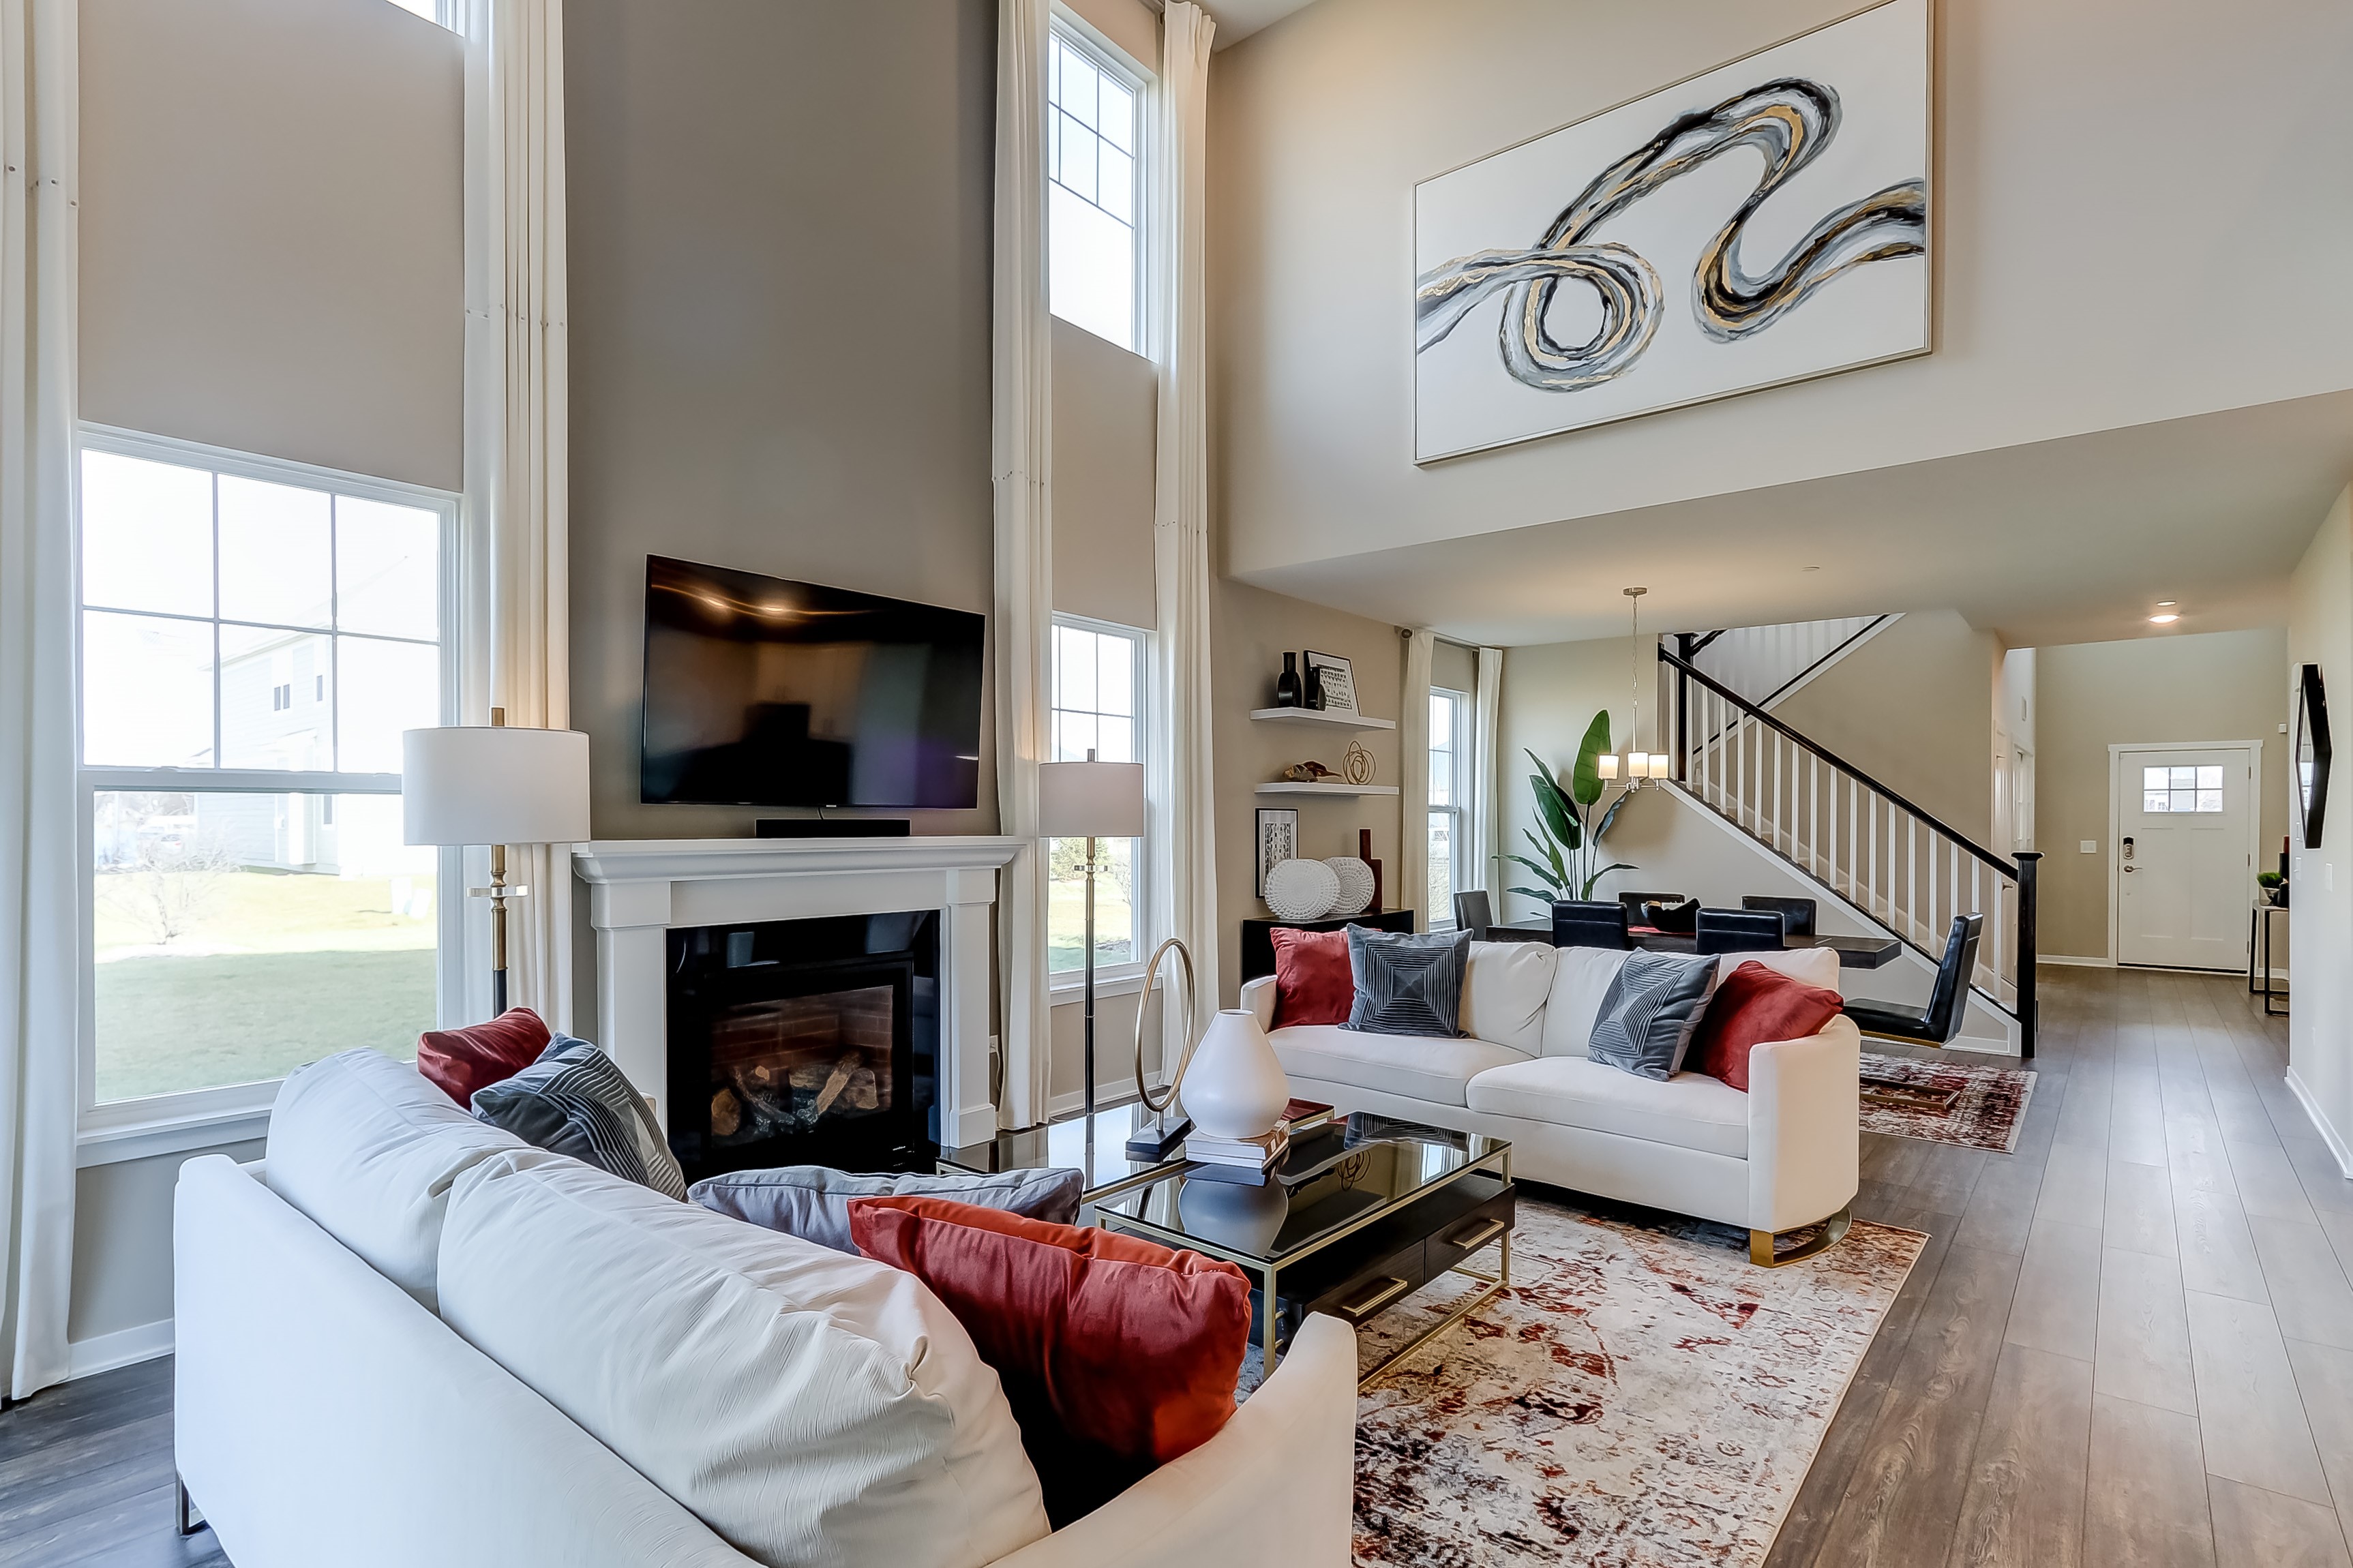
[1482, 920, 1902, 969]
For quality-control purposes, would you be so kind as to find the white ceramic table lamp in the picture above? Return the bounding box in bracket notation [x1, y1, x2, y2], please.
[1037, 750, 1146, 1120]
[403, 711, 592, 1016]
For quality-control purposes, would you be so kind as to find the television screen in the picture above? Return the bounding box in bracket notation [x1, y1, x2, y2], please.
[641, 556, 985, 809]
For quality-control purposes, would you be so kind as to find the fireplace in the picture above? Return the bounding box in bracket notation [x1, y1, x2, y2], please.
[665, 911, 940, 1183]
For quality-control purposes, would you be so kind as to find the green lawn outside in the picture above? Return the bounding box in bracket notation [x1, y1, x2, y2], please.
[95, 948, 433, 1102]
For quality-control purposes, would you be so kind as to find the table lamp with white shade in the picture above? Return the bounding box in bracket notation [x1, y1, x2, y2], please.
[402, 710, 592, 1016]
[1037, 749, 1145, 1121]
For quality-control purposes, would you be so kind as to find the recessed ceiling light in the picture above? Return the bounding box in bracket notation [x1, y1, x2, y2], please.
[1801, 564, 1821, 573]
[2156, 600, 2178, 607]
[2148, 612, 2180, 624]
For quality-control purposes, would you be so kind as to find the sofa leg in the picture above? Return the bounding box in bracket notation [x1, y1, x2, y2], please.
[175, 1475, 206, 1537]
[1750, 1205, 1852, 1267]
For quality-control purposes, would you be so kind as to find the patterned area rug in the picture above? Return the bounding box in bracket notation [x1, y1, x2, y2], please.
[1242, 1194, 1925, 1567]
[1857, 1051, 2037, 1151]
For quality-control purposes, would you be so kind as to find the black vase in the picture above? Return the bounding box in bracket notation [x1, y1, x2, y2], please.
[1304, 661, 1325, 711]
[1275, 652, 1301, 707]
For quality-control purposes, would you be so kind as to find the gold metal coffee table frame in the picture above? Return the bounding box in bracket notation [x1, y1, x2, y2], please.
[1094, 1142, 1514, 1390]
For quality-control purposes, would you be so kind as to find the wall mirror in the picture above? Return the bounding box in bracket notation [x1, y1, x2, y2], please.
[2297, 662, 2331, 850]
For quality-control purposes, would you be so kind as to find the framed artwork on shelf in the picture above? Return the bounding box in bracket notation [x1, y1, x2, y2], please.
[1412, 0, 1930, 462]
[1255, 807, 1299, 896]
[1303, 650, 1357, 715]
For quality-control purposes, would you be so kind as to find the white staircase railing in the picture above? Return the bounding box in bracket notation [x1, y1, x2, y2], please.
[1683, 615, 1895, 709]
[1661, 645, 2039, 1056]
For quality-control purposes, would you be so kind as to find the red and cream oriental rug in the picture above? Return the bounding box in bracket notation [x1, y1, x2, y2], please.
[1857, 1051, 2038, 1152]
[1244, 1194, 1926, 1568]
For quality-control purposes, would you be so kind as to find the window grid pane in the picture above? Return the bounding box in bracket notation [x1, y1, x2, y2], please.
[1045, 26, 1139, 351]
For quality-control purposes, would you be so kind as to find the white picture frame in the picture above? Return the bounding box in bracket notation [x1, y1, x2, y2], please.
[1413, 0, 1931, 462]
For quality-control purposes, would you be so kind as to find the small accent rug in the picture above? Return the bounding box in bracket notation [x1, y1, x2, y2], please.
[1240, 1194, 1926, 1567]
[1857, 1050, 2037, 1152]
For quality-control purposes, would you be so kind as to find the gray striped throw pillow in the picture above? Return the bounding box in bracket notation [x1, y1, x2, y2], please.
[471, 1035, 689, 1199]
[1585, 952, 1719, 1081]
[1343, 926, 1472, 1038]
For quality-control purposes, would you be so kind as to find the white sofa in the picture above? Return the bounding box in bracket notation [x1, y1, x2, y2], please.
[1242, 942, 1860, 1264]
[174, 1051, 1358, 1568]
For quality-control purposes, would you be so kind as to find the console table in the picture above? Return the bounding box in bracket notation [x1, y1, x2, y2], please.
[1240, 910, 1415, 982]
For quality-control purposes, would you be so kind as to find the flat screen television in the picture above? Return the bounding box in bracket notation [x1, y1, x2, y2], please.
[640, 556, 985, 809]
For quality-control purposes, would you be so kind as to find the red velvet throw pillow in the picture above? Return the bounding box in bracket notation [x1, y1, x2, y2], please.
[1268, 925, 1353, 1027]
[1690, 961, 1845, 1092]
[417, 1008, 551, 1106]
[848, 1195, 1252, 1526]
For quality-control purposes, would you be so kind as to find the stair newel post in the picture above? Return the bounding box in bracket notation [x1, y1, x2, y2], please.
[2015, 851, 2041, 1059]
[1670, 640, 1689, 782]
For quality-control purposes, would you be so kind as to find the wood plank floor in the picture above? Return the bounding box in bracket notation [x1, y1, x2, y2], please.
[1771, 964, 2353, 1568]
[0, 966, 2337, 1567]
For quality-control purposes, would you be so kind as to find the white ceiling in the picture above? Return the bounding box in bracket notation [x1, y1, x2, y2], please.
[1233, 390, 2353, 650]
[1199, 0, 1320, 48]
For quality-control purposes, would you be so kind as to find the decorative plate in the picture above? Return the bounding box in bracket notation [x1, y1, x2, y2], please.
[1264, 857, 1341, 922]
[1323, 856, 1375, 916]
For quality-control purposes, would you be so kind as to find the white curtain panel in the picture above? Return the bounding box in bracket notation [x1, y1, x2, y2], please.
[1150, 3, 1218, 1019]
[1399, 629, 1434, 924]
[1473, 644, 1503, 896]
[460, 0, 574, 1029]
[0, 0, 80, 1400]
[992, 0, 1053, 1128]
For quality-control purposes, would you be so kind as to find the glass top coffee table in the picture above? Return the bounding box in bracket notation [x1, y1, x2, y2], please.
[1094, 1113, 1514, 1387]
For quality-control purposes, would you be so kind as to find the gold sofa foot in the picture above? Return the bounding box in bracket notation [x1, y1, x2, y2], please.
[1751, 1205, 1852, 1267]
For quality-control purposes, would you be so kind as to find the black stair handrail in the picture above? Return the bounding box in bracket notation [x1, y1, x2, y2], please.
[1660, 645, 2019, 878]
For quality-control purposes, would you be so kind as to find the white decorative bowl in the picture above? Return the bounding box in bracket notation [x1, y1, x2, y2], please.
[1323, 856, 1375, 916]
[1263, 857, 1340, 922]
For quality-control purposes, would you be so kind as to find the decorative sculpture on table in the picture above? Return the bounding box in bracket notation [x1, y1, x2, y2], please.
[1263, 857, 1341, 922]
[1323, 856, 1376, 917]
[1281, 760, 1338, 783]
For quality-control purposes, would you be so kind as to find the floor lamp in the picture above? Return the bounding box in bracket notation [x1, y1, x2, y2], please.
[402, 710, 592, 1016]
[1038, 750, 1146, 1121]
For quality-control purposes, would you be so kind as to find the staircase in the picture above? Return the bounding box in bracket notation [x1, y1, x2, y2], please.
[1658, 643, 2041, 1057]
[1681, 615, 1897, 709]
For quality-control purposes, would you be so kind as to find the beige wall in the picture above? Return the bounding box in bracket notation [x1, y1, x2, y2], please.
[566, 0, 999, 840]
[1212, 581, 1405, 1004]
[2289, 488, 2353, 1159]
[1208, 0, 2353, 583]
[1064, 0, 1157, 70]
[2032, 629, 2290, 963]
[1493, 637, 1647, 923]
[1771, 609, 1998, 845]
[1051, 318, 1158, 629]
[79, 0, 462, 489]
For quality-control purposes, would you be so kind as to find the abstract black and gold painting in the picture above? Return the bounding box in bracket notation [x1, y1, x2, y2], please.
[1413, 0, 1929, 462]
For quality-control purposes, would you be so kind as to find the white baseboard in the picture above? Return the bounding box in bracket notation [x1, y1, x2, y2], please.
[67, 1317, 173, 1381]
[2287, 1067, 2353, 1179]
[2039, 954, 2115, 968]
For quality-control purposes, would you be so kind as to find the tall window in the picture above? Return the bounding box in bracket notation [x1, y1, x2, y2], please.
[1047, 27, 1143, 352]
[1048, 617, 1148, 976]
[78, 432, 454, 1113]
[1429, 689, 1472, 925]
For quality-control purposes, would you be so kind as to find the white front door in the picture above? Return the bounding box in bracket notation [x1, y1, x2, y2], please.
[2114, 745, 2257, 970]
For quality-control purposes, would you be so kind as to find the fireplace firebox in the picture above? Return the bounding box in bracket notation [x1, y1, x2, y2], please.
[665, 911, 940, 1183]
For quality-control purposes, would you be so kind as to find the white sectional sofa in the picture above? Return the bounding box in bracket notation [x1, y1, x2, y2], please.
[1242, 942, 1861, 1265]
[174, 1051, 1358, 1568]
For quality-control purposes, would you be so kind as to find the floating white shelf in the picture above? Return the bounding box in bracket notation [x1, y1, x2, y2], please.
[1253, 782, 1400, 798]
[1248, 706, 1396, 731]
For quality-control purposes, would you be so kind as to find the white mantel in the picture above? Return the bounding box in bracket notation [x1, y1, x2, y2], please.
[572, 836, 1022, 1150]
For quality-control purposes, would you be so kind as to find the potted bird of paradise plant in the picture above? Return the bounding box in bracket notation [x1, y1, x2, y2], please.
[1506, 711, 1637, 914]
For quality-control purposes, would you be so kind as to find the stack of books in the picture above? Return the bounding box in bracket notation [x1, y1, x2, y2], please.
[1183, 1100, 1338, 1186]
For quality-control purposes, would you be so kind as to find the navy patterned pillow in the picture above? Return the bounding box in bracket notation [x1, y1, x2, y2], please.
[1343, 926, 1473, 1038]
[471, 1035, 689, 1199]
[1585, 952, 1719, 1081]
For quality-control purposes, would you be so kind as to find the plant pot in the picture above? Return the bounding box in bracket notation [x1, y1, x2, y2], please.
[1182, 1009, 1291, 1141]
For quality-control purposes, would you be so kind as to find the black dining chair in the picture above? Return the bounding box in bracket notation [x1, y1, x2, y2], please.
[1843, 914, 1984, 1047]
[1452, 890, 1493, 939]
[1694, 907, 1786, 954]
[1552, 900, 1633, 949]
[1742, 895, 1817, 937]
